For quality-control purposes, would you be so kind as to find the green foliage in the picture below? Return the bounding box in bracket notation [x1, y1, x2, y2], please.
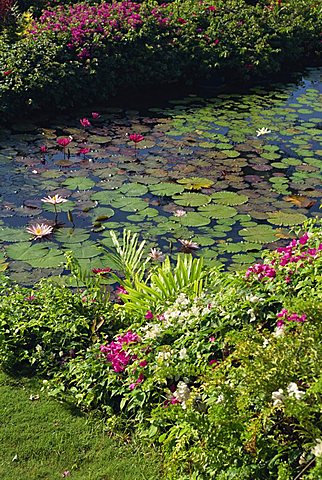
[2, 222, 322, 478]
[0, 0, 321, 118]
[0, 276, 114, 373]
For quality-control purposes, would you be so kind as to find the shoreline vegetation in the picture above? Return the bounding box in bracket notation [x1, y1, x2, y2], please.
[0, 0, 321, 120]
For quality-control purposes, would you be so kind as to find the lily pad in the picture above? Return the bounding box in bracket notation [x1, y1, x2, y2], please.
[173, 193, 212, 207]
[198, 204, 237, 219]
[63, 177, 95, 190]
[267, 212, 307, 226]
[211, 191, 248, 206]
[149, 183, 184, 197]
[177, 177, 214, 190]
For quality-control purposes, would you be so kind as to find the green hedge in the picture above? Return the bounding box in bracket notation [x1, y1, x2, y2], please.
[0, 0, 321, 119]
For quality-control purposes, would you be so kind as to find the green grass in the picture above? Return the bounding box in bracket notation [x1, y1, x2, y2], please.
[0, 373, 161, 480]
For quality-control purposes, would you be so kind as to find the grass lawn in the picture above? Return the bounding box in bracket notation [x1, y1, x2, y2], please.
[0, 373, 161, 480]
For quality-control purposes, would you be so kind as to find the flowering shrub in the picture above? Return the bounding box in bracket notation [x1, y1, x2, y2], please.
[0, 0, 321, 117]
[10, 220, 313, 478]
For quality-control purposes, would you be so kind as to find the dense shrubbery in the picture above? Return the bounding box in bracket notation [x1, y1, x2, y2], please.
[1, 221, 322, 477]
[0, 0, 321, 118]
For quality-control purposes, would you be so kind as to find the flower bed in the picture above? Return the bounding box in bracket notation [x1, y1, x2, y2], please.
[1, 220, 322, 477]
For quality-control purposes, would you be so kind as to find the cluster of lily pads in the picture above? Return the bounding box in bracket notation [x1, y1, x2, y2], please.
[0, 67, 321, 284]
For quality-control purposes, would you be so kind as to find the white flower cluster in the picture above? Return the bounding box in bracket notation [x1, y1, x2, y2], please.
[272, 382, 305, 406]
[141, 323, 162, 340]
[173, 381, 191, 409]
[312, 439, 322, 458]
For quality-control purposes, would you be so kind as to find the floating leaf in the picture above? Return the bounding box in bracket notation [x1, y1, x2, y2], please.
[239, 225, 278, 243]
[173, 193, 211, 207]
[267, 212, 307, 226]
[198, 204, 237, 219]
[284, 195, 316, 209]
[0, 227, 30, 243]
[212, 191, 248, 206]
[119, 183, 148, 196]
[177, 177, 214, 190]
[63, 177, 95, 190]
[149, 183, 184, 197]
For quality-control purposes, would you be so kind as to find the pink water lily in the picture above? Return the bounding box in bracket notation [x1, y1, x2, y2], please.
[129, 133, 144, 143]
[57, 137, 72, 148]
[40, 145, 47, 153]
[80, 117, 91, 128]
[91, 112, 100, 119]
[41, 194, 68, 205]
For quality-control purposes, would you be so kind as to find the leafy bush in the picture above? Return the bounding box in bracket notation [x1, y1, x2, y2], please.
[0, 277, 114, 374]
[0, 0, 321, 118]
[33, 221, 322, 478]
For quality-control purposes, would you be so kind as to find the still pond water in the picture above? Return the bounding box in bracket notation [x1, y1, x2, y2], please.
[0, 67, 322, 285]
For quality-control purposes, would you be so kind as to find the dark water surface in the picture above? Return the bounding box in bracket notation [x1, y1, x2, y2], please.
[0, 67, 321, 284]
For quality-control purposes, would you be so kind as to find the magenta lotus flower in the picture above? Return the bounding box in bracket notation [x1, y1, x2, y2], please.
[40, 145, 47, 153]
[57, 137, 72, 148]
[91, 112, 100, 119]
[80, 117, 91, 127]
[129, 133, 144, 143]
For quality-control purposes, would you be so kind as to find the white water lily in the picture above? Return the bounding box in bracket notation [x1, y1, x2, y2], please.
[41, 194, 68, 205]
[256, 127, 271, 137]
[174, 209, 187, 217]
[26, 223, 53, 239]
[149, 248, 165, 262]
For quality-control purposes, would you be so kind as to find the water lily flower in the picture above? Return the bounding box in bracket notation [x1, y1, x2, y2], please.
[179, 239, 199, 251]
[256, 127, 271, 137]
[92, 267, 111, 274]
[91, 112, 100, 119]
[41, 194, 68, 205]
[149, 248, 165, 262]
[174, 209, 186, 217]
[78, 147, 91, 158]
[57, 136, 72, 159]
[80, 118, 91, 128]
[26, 223, 53, 239]
[129, 133, 144, 143]
[40, 145, 47, 153]
[57, 136, 72, 148]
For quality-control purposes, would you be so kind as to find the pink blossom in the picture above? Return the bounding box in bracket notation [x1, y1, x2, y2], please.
[209, 336, 215, 343]
[129, 133, 144, 143]
[40, 145, 47, 153]
[145, 310, 154, 320]
[139, 360, 148, 368]
[91, 112, 101, 119]
[116, 285, 128, 296]
[57, 137, 72, 148]
[129, 373, 144, 390]
[78, 147, 90, 156]
[80, 118, 91, 127]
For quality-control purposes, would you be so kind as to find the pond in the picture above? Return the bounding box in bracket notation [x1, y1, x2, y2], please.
[0, 67, 322, 285]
